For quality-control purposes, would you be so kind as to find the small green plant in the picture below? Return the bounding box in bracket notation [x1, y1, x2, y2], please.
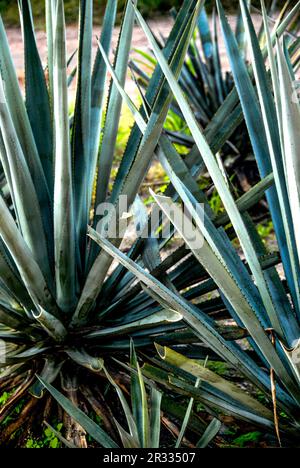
[25, 424, 63, 449]
[233, 431, 262, 447]
[0, 391, 11, 406]
[257, 221, 274, 240]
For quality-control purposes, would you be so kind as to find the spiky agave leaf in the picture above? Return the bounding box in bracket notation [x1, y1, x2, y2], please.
[40, 343, 220, 448]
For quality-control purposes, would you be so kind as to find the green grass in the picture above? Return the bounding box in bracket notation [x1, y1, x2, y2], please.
[0, 391, 12, 406]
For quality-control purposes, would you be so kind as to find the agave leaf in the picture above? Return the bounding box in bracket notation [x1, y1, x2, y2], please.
[150, 386, 162, 448]
[260, 0, 285, 181]
[160, 135, 211, 206]
[0, 241, 33, 311]
[235, 0, 251, 58]
[196, 418, 221, 448]
[0, 132, 14, 202]
[276, 38, 300, 266]
[4, 345, 49, 366]
[158, 148, 272, 320]
[154, 181, 298, 377]
[159, 134, 299, 348]
[132, 198, 175, 293]
[241, 214, 300, 365]
[72, 0, 93, 270]
[114, 419, 140, 448]
[130, 67, 152, 121]
[103, 367, 139, 441]
[168, 375, 274, 428]
[18, 0, 53, 191]
[281, 340, 300, 386]
[30, 358, 64, 398]
[0, 15, 53, 256]
[0, 79, 54, 291]
[95, 0, 137, 207]
[156, 345, 273, 421]
[0, 367, 35, 419]
[193, 0, 300, 162]
[97, 41, 147, 133]
[89, 0, 118, 199]
[130, 341, 151, 448]
[67, 66, 77, 87]
[0, 329, 29, 344]
[45, 0, 57, 106]
[86, 309, 182, 339]
[203, 99, 244, 155]
[143, 362, 275, 428]
[197, 4, 213, 62]
[0, 305, 30, 332]
[165, 402, 207, 443]
[98, 130, 226, 305]
[215, 0, 298, 339]
[66, 348, 104, 373]
[207, 1, 300, 155]
[176, 377, 200, 448]
[94, 13, 198, 282]
[240, 0, 300, 328]
[182, 5, 300, 172]
[109, 1, 200, 220]
[269, 0, 290, 35]
[102, 21, 196, 207]
[212, 7, 225, 103]
[38, 377, 119, 448]
[215, 173, 274, 225]
[53, 0, 76, 313]
[283, 36, 295, 80]
[134, 48, 157, 66]
[98, 44, 209, 219]
[32, 306, 67, 343]
[0, 196, 58, 316]
[0, 362, 28, 383]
